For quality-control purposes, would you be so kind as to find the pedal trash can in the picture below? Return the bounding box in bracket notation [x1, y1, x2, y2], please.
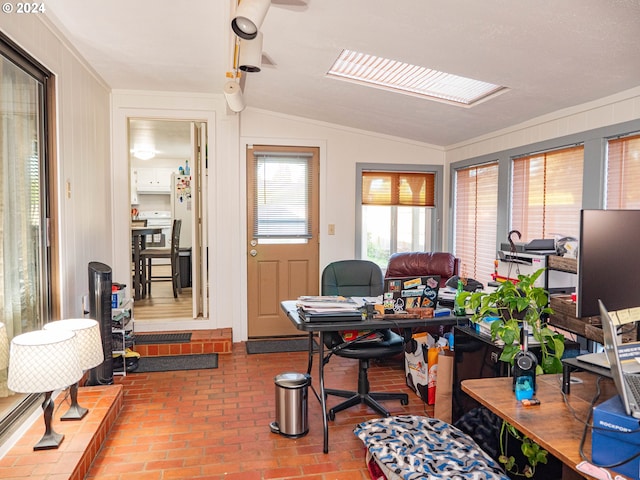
[270, 372, 311, 438]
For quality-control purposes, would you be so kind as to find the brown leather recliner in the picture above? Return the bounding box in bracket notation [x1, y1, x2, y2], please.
[385, 252, 460, 287]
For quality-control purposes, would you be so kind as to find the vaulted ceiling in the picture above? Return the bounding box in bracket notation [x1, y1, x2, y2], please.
[44, 0, 640, 147]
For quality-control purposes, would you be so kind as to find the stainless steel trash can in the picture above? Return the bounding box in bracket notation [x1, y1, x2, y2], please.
[269, 372, 311, 438]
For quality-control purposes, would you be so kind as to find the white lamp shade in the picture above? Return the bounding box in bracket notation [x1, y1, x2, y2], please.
[0, 323, 8, 370]
[44, 319, 103, 371]
[224, 81, 246, 112]
[231, 0, 270, 40]
[239, 31, 263, 72]
[8, 330, 83, 394]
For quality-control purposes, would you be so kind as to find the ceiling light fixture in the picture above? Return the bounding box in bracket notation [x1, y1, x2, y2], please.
[224, 81, 246, 112]
[231, 0, 271, 40]
[327, 49, 507, 106]
[132, 149, 156, 160]
[239, 31, 263, 72]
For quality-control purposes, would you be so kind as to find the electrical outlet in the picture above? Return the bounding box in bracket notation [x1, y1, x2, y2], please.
[328, 224, 335, 235]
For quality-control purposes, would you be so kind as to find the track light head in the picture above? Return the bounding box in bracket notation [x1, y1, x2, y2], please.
[223, 81, 246, 112]
[239, 32, 263, 72]
[231, 0, 270, 40]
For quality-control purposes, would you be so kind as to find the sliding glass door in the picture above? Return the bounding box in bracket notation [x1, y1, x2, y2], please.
[0, 33, 52, 440]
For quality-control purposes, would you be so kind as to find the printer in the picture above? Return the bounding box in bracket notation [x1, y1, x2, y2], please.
[495, 239, 575, 293]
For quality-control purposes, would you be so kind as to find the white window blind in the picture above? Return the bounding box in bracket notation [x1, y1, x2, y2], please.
[253, 152, 313, 238]
[511, 145, 584, 240]
[454, 162, 498, 284]
[606, 133, 640, 209]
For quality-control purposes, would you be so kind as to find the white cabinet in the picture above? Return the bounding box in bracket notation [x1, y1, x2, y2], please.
[134, 167, 174, 194]
[112, 298, 134, 376]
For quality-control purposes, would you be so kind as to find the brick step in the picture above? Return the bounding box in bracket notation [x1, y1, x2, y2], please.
[133, 328, 232, 357]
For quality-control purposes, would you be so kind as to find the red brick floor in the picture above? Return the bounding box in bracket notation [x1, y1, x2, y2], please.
[89, 340, 434, 480]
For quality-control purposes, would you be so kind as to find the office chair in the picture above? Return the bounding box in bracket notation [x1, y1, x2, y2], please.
[321, 259, 408, 419]
[140, 219, 182, 298]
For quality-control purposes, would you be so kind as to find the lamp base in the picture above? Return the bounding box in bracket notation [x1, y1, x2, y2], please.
[60, 383, 88, 420]
[60, 403, 88, 421]
[34, 431, 64, 450]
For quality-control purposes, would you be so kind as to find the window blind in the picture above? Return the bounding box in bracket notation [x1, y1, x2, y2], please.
[606, 133, 640, 209]
[252, 152, 313, 238]
[454, 162, 498, 284]
[362, 171, 435, 206]
[511, 145, 583, 241]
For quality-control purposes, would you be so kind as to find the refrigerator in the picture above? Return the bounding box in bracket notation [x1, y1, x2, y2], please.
[171, 174, 192, 249]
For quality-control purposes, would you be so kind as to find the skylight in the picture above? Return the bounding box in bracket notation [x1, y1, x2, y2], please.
[327, 49, 506, 106]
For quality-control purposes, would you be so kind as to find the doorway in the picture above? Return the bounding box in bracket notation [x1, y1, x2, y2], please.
[129, 119, 207, 321]
[246, 145, 320, 337]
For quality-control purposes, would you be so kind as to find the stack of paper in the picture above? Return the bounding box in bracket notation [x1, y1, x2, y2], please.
[297, 296, 360, 314]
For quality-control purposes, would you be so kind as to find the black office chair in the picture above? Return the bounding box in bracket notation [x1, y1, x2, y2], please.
[321, 259, 408, 419]
[140, 219, 182, 298]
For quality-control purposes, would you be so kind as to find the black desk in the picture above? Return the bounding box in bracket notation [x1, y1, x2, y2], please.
[280, 300, 468, 453]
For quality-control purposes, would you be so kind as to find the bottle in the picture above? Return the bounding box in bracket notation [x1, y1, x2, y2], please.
[453, 278, 466, 316]
[184, 160, 190, 175]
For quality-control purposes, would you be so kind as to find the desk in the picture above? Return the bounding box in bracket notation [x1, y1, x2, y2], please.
[131, 227, 161, 300]
[462, 373, 619, 479]
[281, 300, 467, 453]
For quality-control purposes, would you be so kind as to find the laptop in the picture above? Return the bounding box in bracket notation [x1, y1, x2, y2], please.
[598, 299, 640, 419]
[383, 275, 440, 311]
[576, 351, 640, 373]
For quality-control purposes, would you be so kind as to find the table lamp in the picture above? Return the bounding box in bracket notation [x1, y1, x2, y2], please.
[8, 329, 83, 450]
[0, 323, 8, 371]
[43, 318, 103, 420]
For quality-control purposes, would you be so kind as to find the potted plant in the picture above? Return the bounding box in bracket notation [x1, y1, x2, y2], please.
[457, 268, 566, 477]
[457, 267, 565, 375]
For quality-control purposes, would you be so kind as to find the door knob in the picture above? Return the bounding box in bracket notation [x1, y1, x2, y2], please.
[249, 249, 257, 257]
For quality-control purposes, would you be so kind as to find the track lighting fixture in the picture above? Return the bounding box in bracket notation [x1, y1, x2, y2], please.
[223, 81, 246, 112]
[231, 0, 271, 40]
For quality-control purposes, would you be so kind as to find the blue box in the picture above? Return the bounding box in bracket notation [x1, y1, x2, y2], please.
[592, 395, 640, 479]
[111, 290, 125, 308]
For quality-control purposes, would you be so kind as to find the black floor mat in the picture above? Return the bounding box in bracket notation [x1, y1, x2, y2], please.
[246, 338, 317, 354]
[135, 333, 192, 345]
[133, 354, 218, 373]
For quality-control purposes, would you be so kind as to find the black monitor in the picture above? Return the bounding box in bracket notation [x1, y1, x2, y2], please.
[577, 209, 640, 318]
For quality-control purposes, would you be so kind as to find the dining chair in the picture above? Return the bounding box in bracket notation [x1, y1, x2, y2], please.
[140, 219, 182, 298]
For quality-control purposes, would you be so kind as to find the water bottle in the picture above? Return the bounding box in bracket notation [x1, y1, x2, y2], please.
[453, 278, 466, 316]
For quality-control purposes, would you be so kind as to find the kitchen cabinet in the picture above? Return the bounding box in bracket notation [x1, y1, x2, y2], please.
[133, 167, 174, 194]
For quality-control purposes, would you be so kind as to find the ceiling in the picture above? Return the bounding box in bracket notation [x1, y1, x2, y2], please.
[44, 0, 640, 148]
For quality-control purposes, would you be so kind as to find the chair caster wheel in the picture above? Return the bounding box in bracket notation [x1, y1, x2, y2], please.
[401, 398, 409, 405]
[328, 410, 336, 421]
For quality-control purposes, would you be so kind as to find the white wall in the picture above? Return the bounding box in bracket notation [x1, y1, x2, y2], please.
[1, 16, 112, 319]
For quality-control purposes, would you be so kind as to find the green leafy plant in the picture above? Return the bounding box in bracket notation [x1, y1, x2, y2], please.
[457, 268, 565, 375]
[499, 422, 548, 478]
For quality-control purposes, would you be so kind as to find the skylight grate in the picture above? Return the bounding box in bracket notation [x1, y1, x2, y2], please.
[327, 49, 506, 106]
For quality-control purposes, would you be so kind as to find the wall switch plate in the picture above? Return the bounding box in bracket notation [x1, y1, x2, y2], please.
[328, 224, 335, 235]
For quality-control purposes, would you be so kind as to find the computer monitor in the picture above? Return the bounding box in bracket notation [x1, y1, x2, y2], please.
[577, 209, 640, 318]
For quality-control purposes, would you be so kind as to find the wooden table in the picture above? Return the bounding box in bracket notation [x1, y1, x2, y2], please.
[131, 227, 161, 300]
[462, 373, 619, 479]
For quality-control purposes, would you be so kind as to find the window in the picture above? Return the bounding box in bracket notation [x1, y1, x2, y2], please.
[252, 150, 313, 244]
[606, 133, 640, 209]
[453, 162, 499, 285]
[359, 169, 436, 269]
[511, 145, 584, 241]
[0, 33, 53, 440]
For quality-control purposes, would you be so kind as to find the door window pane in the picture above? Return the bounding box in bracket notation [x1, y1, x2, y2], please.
[252, 152, 313, 243]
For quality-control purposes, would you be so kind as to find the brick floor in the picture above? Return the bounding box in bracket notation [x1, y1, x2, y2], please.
[2, 332, 436, 480]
